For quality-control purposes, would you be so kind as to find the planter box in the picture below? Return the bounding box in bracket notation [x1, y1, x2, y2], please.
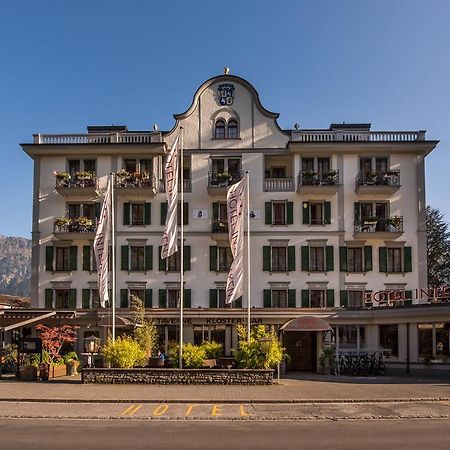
[81, 368, 274, 385]
[50, 364, 68, 378]
[19, 366, 38, 381]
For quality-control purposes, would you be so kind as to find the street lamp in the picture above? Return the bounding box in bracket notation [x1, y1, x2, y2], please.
[84, 335, 101, 368]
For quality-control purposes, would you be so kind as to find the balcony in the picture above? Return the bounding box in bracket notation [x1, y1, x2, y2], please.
[354, 216, 404, 239]
[54, 217, 97, 239]
[54, 172, 97, 196]
[355, 171, 401, 194]
[207, 172, 243, 196]
[291, 130, 425, 142]
[211, 218, 229, 241]
[297, 170, 340, 195]
[264, 177, 295, 192]
[114, 171, 157, 196]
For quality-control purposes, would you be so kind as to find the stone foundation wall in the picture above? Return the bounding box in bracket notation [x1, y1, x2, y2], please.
[81, 368, 273, 385]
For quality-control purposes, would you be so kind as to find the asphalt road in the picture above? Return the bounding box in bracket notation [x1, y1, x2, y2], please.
[1, 418, 450, 450]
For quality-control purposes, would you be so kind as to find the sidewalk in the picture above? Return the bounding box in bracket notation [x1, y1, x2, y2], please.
[1, 373, 450, 403]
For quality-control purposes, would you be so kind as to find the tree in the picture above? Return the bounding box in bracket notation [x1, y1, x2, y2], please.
[131, 295, 158, 357]
[35, 324, 77, 364]
[426, 205, 450, 287]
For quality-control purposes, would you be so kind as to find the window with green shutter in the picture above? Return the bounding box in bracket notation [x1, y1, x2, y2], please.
[326, 289, 335, 307]
[302, 202, 310, 224]
[263, 289, 271, 308]
[364, 246, 373, 271]
[340, 290, 349, 308]
[68, 289, 77, 309]
[145, 289, 152, 308]
[288, 246, 296, 271]
[265, 202, 272, 225]
[403, 247, 412, 272]
[82, 289, 90, 309]
[287, 202, 294, 225]
[45, 246, 54, 272]
[160, 202, 188, 225]
[45, 289, 53, 309]
[339, 247, 347, 272]
[145, 246, 153, 271]
[210, 246, 218, 271]
[235, 297, 242, 308]
[301, 246, 310, 271]
[160, 202, 168, 225]
[95, 202, 101, 220]
[121, 246, 129, 271]
[123, 202, 131, 225]
[263, 246, 271, 271]
[301, 289, 309, 308]
[288, 289, 296, 307]
[379, 247, 388, 272]
[326, 246, 334, 271]
[184, 246, 191, 271]
[69, 246, 77, 271]
[120, 289, 129, 308]
[159, 289, 167, 308]
[144, 203, 151, 225]
[82, 246, 91, 271]
[324, 201, 331, 224]
[183, 289, 191, 308]
[209, 289, 217, 308]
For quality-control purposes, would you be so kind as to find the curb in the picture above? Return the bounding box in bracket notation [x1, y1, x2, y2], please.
[0, 397, 449, 404]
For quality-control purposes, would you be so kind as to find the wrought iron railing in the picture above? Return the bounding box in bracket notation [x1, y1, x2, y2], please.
[355, 170, 400, 189]
[115, 172, 156, 189]
[54, 217, 98, 234]
[55, 174, 96, 189]
[298, 170, 340, 187]
[211, 218, 229, 233]
[354, 216, 404, 233]
[208, 171, 243, 188]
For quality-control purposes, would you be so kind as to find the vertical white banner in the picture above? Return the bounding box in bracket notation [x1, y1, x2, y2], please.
[161, 136, 180, 260]
[93, 176, 112, 307]
[226, 177, 246, 304]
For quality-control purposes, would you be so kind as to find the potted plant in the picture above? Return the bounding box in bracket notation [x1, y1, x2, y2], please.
[362, 216, 378, 232]
[388, 215, 402, 230]
[216, 172, 232, 185]
[54, 171, 70, 180]
[322, 170, 338, 185]
[64, 351, 80, 375]
[319, 347, 335, 375]
[301, 170, 318, 185]
[75, 171, 93, 180]
[364, 172, 378, 184]
[75, 216, 93, 227]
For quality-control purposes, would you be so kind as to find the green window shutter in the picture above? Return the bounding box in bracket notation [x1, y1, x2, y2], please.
[183, 202, 189, 225]
[379, 247, 387, 272]
[145, 289, 152, 308]
[68, 289, 76, 309]
[339, 247, 348, 272]
[288, 246, 296, 271]
[95, 202, 101, 220]
[324, 201, 331, 224]
[326, 289, 335, 307]
[45, 289, 53, 309]
[287, 202, 294, 225]
[107, 246, 112, 272]
[160, 202, 168, 225]
[288, 289, 296, 307]
[405, 290, 413, 305]
[301, 246, 310, 271]
[184, 246, 191, 271]
[145, 246, 153, 271]
[158, 246, 165, 271]
[265, 202, 272, 225]
[364, 246, 373, 271]
[183, 289, 191, 308]
[403, 247, 412, 272]
[302, 202, 310, 224]
[301, 290, 309, 308]
[82, 289, 90, 309]
[83, 246, 91, 271]
[123, 202, 130, 225]
[120, 289, 128, 308]
[263, 289, 271, 308]
[159, 289, 167, 308]
[45, 246, 54, 271]
[263, 246, 271, 271]
[354, 202, 361, 223]
[70, 246, 77, 271]
[144, 203, 151, 225]
[326, 246, 334, 271]
[210, 246, 218, 271]
[209, 289, 217, 308]
[340, 290, 349, 308]
[212, 202, 219, 219]
[121, 245, 129, 271]
[235, 297, 242, 308]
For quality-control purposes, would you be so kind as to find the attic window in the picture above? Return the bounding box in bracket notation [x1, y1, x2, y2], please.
[215, 120, 226, 139]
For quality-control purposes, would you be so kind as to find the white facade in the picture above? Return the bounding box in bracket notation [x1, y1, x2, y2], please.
[22, 73, 448, 373]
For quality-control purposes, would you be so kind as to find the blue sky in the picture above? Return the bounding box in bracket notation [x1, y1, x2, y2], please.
[1, 0, 449, 238]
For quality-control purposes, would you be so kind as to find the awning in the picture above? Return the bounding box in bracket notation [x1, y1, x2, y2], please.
[280, 316, 332, 332]
[97, 316, 133, 327]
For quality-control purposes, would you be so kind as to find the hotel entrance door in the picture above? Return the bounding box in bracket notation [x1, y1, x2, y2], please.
[284, 331, 317, 371]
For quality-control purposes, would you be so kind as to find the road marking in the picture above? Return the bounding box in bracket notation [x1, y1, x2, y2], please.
[185, 404, 197, 417]
[152, 404, 169, 416]
[211, 404, 222, 416]
[121, 404, 143, 416]
[240, 404, 250, 417]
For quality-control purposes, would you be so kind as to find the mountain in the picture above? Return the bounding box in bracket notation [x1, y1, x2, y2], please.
[0, 235, 31, 297]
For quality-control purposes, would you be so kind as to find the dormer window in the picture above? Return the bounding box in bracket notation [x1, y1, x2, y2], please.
[227, 120, 238, 138]
[215, 120, 226, 139]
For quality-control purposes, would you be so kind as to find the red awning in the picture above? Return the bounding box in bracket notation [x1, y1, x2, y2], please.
[280, 316, 331, 332]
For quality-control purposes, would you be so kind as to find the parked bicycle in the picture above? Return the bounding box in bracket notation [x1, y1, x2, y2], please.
[335, 350, 387, 377]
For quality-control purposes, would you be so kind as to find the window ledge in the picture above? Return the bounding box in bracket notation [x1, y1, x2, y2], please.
[211, 137, 241, 141]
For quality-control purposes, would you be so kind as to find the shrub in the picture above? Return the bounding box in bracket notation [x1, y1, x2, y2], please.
[131, 295, 158, 356]
[233, 325, 284, 369]
[168, 343, 206, 368]
[101, 335, 146, 368]
[63, 351, 79, 364]
[201, 341, 223, 359]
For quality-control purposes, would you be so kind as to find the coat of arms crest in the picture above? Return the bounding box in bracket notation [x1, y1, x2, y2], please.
[217, 83, 235, 106]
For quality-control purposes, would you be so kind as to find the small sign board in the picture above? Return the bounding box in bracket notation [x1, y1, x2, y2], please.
[19, 337, 42, 354]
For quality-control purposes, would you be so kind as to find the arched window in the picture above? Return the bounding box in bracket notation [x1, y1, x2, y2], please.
[227, 120, 238, 139]
[215, 120, 226, 139]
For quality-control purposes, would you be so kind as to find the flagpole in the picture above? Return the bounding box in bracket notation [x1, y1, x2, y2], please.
[246, 171, 251, 342]
[111, 172, 116, 343]
[179, 127, 184, 368]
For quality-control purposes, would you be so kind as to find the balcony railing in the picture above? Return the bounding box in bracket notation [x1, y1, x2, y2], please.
[55, 173, 96, 189]
[298, 170, 340, 187]
[291, 130, 425, 142]
[54, 217, 97, 234]
[208, 172, 243, 188]
[115, 171, 156, 189]
[355, 170, 400, 190]
[264, 177, 295, 191]
[33, 132, 162, 144]
[354, 216, 404, 234]
[211, 219, 229, 234]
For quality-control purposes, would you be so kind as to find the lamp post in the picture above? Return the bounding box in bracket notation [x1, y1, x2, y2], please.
[84, 335, 100, 368]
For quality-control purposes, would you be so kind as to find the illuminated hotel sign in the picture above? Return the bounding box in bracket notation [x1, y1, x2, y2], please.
[365, 287, 450, 306]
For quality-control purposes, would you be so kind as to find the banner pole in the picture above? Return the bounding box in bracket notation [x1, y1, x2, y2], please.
[246, 171, 251, 342]
[111, 172, 116, 343]
[179, 128, 184, 368]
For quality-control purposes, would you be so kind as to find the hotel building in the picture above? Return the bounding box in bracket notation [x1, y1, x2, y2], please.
[15, 72, 450, 373]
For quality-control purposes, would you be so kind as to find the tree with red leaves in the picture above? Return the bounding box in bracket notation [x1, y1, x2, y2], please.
[35, 325, 77, 364]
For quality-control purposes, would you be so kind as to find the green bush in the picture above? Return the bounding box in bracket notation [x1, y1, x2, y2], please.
[131, 295, 158, 356]
[101, 335, 146, 368]
[168, 343, 206, 368]
[63, 351, 79, 364]
[233, 325, 284, 369]
[201, 341, 223, 359]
